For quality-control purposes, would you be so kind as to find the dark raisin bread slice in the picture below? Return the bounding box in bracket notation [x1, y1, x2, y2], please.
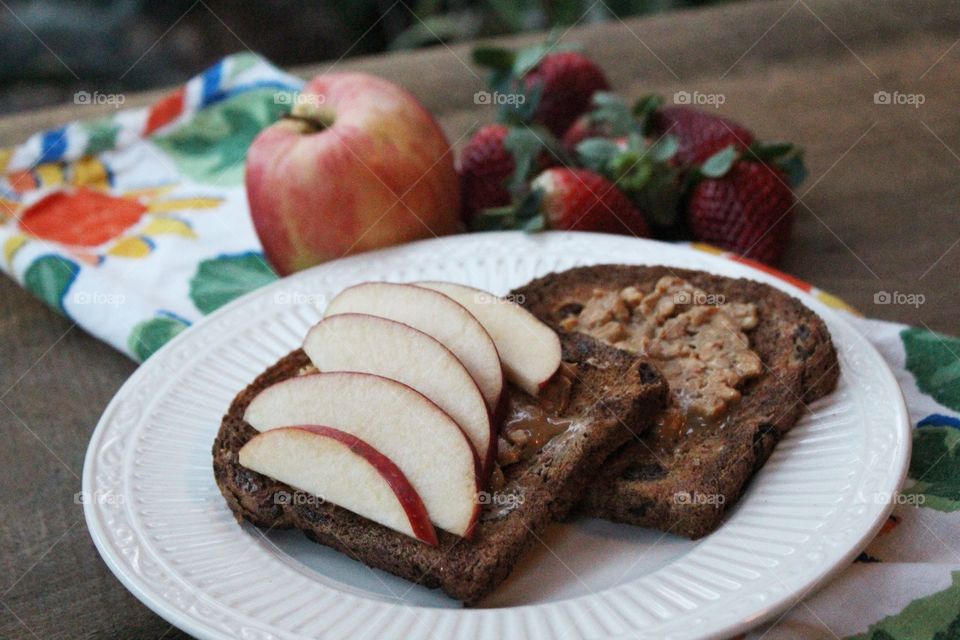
[213, 331, 667, 603]
[514, 264, 839, 539]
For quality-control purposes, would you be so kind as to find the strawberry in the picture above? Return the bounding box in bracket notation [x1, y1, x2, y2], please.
[473, 45, 609, 137]
[459, 124, 566, 226]
[687, 161, 794, 264]
[458, 125, 514, 223]
[650, 106, 754, 166]
[524, 52, 610, 136]
[531, 168, 650, 236]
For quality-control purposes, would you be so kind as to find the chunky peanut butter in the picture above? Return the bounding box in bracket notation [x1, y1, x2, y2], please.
[560, 276, 762, 452]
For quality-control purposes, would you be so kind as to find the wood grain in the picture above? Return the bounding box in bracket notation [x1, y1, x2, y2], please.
[1, 1, 958, 637]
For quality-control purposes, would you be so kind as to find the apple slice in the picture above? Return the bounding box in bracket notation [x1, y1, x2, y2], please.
[416, 282, 562, 397]
[302, 313, 495, 476]
[244, 372, 480, 537]
[239, 426, 438, 545]
[324, 282, 503, 411]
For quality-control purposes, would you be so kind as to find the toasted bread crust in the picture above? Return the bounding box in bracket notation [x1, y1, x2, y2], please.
[213, 332, 667, 603]
[513, 265, 839, 539]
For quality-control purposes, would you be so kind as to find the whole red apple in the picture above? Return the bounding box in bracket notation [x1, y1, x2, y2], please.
[246, 73, 460, 275]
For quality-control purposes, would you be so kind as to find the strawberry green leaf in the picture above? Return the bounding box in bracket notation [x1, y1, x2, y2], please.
[478, 205, 517, 218]
[514, 189, 544, 221]
[624, 131, 647, 151]
[576, 138, 621, 172]
[513, 44, 551, 77]
[700, 145, 738, 178]
[747, 141, 795, 161]
[471, 190, 543, 232]
[779, 152, 808, 188]
[471, 211, 515, 231]
[591, 91, 626, 108]
[507, 81, 543, 124]
[611, 153, 653, 192]
[636, 165, 682, 227]
[488, 68, 514, 96]
[633, 94, 665, 132]
[649, 134, 679, 163]
[504, 127, 547, 191]
[522, 215, 546, 233]
[586, 91, 635, 135]
[511, 38, 578, 77]
[472, 46, 516, 71]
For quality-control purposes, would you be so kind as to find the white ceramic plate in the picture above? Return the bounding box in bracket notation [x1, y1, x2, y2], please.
[83, 232, 910, 640]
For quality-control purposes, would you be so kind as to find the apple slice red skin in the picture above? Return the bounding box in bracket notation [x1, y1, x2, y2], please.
[303, 313, 497, 482]
[291, 372, 484, 482]
[268, 425, 439, 546]
[246, 372, 483, 539]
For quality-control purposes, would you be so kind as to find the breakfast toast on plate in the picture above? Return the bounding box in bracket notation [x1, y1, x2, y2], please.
[212, 262, 838, 603]
[514, 264, 840, 539]
[213, 331, 668, 603]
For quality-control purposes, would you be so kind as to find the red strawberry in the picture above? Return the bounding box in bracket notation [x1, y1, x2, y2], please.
[458, 125, 514, 222]
[687, 161, 794, 264]
[532, 168, 649, 236]
[651, 106, 754, 166]
[525, 53, 609, 137]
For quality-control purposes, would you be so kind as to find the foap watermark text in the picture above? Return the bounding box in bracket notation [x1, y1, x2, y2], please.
[673, 90, 725, 109]
[273, 491, 326, 507]
[472, 291, 525, 306]
[674, 290, 725, 306]
[674, 491, 725, 506]
[273, 291, 327, 307]
[72, 291, 126, 306]
[275, 92, 326, 108]
[874, 90, 924, 109]
[874, 290, 925, 308]
[74, 91, 125, 109]
[474, 90, 526, 106]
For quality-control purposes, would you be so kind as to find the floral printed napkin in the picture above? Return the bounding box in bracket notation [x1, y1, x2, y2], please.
[0, 53, 298, 360]
[1, 54, 958, 639]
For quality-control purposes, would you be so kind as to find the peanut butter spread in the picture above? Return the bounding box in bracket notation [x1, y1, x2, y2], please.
[560, 276, 762, 452]
[495, 362, 577, 470]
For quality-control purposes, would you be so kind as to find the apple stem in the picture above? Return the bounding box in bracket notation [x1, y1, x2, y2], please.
[282, 112, 334, 134]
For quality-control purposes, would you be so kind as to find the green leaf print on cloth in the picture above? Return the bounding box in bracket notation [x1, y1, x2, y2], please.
[83, 119, 121, 156]
[152, 88, 288, 185]
[23, 255, 80, 314]
[189, 252, 277, 315]
[903, 416, 960, 512]
[848, 571, 960, 639]
[128, 314, 190, 361]
[902, 328, 960, 412]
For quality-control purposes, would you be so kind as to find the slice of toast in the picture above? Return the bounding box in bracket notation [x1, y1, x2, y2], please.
[213, 331, 667, 604]
[513, 265, 839, 539]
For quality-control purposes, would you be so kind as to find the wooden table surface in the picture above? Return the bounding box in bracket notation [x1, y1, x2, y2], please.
[2, 0, 958, 637]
